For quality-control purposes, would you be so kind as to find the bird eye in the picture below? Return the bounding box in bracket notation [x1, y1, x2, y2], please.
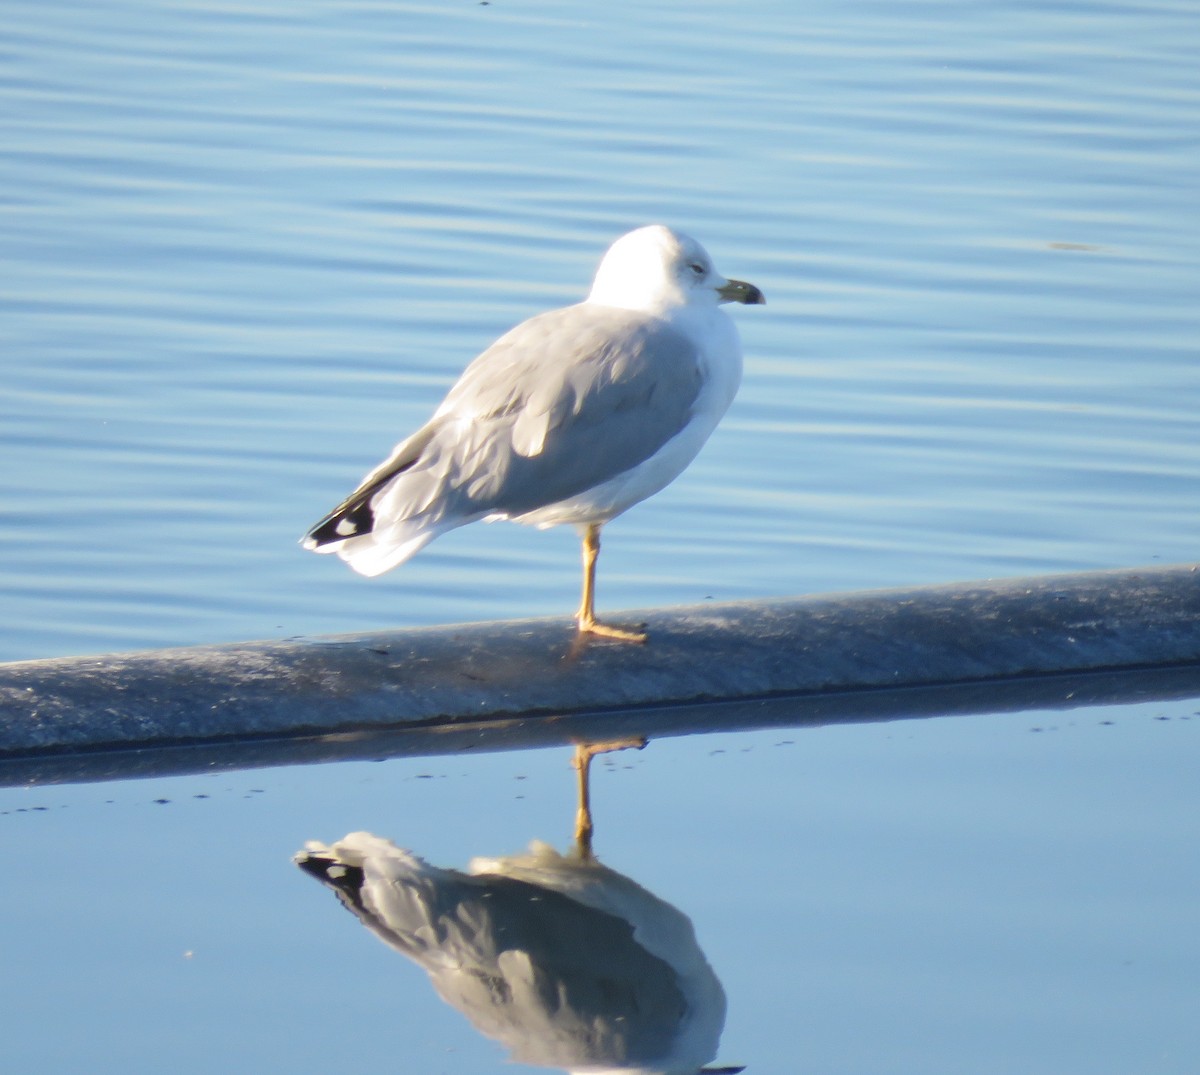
[688, 261, 706, 277]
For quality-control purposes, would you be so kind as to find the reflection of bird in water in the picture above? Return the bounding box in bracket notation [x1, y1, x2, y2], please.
[295, 742, 743, 1074]
[302, 225, 764, 642]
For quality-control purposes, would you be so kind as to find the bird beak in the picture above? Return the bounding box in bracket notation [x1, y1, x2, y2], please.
[700, 1067, 747, 1073]
[717, 278, 765, 305]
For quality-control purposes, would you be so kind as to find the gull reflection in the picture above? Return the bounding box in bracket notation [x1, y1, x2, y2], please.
[295, 741, 743, 1075]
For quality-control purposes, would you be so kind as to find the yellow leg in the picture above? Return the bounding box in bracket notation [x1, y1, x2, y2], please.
[575, 524, 647, 642]
[571, 738, 648, 858]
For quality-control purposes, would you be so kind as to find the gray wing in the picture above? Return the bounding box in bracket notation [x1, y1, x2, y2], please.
[305, 304, 703, 545]
[433, 303, 704, 516]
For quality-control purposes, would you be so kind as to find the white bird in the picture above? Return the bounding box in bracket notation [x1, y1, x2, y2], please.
[302, 225, 764, 641]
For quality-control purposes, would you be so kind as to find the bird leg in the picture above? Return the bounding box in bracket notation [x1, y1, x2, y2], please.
[572, 738, 648, 859]
[575, 524, 647, 642]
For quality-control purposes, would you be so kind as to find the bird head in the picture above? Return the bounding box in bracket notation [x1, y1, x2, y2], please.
[588, 225, 764, 314]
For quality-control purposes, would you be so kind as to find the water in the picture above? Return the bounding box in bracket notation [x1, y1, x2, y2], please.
[4, 0, 1199, 659]
[3, 705, 1197, 1073]
[2, 1, 1199, 1071]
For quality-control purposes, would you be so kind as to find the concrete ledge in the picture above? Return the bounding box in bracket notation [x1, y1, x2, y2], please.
[2, 562, 1199, 786]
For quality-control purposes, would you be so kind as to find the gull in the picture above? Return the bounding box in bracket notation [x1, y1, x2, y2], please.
[295, 743, 744, 1074]
[302, 225, 764, 641]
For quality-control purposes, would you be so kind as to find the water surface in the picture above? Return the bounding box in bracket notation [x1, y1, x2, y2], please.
[3, 0, 1198, 659]
[2, 703, 1197, 1073]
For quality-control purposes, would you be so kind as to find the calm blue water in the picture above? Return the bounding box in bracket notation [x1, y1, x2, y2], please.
[3, 705, 1197, 1073]
[4, 0, 1198, 659]
[2, 1, 1199, 1071]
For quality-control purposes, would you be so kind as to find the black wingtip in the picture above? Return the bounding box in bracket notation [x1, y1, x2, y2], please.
[304, 498, 376, 548]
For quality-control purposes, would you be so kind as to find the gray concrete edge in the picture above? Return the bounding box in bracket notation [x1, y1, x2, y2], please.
[2, 562, 1198, 786]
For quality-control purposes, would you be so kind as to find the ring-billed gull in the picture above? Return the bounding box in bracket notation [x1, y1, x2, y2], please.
[303, 225, 764, 641]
